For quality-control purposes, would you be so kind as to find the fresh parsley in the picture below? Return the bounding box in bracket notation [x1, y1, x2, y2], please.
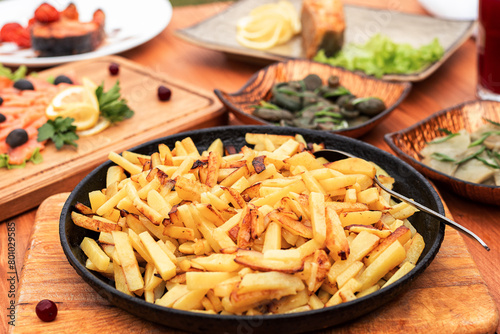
[37, 117, 79, 149]
[96, 81, 134, 123]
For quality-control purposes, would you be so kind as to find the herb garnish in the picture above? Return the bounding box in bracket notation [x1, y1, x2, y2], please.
[251, 100, 281, 110]
[428, 128, 460, 144]
[430, 152, 456, 162]
[37, 117, 79, 149]
[0, 64, 27, 81]
[96, 81, 134, 123]
[429, 125, 500, 170]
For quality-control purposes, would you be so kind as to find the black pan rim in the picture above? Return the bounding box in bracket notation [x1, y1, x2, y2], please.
[60, 125, 445, 333]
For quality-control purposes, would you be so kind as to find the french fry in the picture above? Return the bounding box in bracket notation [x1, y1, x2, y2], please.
[112, 231, 144, 291]
[73, 132, 424, 315]
[325, 158, 376, 178]
[358, 240, 406, 291]
[325, 206, 350, 260]
[382, 262, 416, 288]
[237, 271, 304, 294]
[72, 212, 121, 233]
[114, 262, 133, 296]
[172, 288, 210, 311]
[89, 190, 107, 213]
[338, 211, 383, 227]
[164, 225, 195, 241]
[80, 237, 110, 271]
[186, 272, 236, 290]
[191, 253, 241, 272]
[266, 209, 313, 239]
[245, 133, 294, 146]
[364, 226, 411, 267]
[402, 233, 425, 266]
[108, 152, 142, 175]
[75, 202, 94, 215]
[235, 250, 303, 273]
[309, 192, 326, 246]
[139, 231, 176, 281]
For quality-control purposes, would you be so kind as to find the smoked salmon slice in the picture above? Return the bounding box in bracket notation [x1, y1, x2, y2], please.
[0, 76, 74, 166]
[7, 138, 44, 165]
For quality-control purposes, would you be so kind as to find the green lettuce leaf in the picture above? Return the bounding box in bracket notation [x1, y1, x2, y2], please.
[314, 34, 444, 78]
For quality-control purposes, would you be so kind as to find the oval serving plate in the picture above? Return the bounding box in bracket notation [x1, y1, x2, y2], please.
[385, 100, 500, 206]
[60, 125, 444, 333]
[214, 59, 411, 138]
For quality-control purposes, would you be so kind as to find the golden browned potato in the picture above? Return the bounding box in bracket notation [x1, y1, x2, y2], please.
[73, 134, 425, 315]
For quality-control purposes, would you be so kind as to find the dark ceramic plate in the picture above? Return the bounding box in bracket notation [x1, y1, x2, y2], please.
[385, 100, 500, 206]
[60, 125, 445, 334]
[214, 59, 411, 138]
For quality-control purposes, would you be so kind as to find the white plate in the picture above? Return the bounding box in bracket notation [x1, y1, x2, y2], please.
[418, 0, 478, 21]
[0, 0, 172, 67]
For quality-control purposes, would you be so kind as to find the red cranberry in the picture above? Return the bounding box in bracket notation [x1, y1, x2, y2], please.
[36, 299, 58, 322]
[109, 62, 119, 76]
[158, 85, 171, 101]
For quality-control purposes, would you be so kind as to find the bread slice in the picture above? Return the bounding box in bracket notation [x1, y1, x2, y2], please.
[301, 0, 345, 59]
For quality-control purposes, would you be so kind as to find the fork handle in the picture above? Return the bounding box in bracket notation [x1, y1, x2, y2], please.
[376, 178, 490, 251]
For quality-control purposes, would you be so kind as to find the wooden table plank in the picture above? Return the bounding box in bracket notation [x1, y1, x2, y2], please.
[10, 194, 499, 333]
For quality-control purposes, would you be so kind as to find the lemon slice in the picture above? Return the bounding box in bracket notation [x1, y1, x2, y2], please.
[237, 20, 285, 50]
[77, 117, 111, 137]
[46, 77, 100, 131]
[236, 0, 301, 50]
[58, 103, 100, 131]
[82, 77, 99, 111]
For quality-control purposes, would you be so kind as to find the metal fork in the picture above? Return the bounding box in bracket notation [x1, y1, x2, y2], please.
[313, 149, 490, 251]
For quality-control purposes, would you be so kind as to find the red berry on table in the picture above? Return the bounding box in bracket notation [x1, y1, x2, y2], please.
[158, 85, 171, 101]
[109, 62, 119, 76]
[36, 299, 58, 322]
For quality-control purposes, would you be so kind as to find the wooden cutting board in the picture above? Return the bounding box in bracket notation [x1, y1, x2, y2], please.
[0, 56, 225, 222]
[11, 193, 499, 333]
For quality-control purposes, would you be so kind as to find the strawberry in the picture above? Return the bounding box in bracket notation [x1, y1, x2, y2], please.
[34, 3, 60, 23]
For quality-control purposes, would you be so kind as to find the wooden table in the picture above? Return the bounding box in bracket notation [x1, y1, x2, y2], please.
[1, 1, 499, 333]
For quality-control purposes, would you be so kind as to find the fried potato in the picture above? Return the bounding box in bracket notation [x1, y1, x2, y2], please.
[73, 133, 424, 315]
[112, 231, 144, 291]
[72, 212, 121, 233]
[80, 237, 110, 271]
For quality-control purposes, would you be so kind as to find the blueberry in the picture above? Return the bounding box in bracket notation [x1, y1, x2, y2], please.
[13, 79, 34, 91]
[0, 113, 6, 123]
[0, 96, 3, 106]
[6, 128, 28, 148]
[54, 75, 73, 85]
